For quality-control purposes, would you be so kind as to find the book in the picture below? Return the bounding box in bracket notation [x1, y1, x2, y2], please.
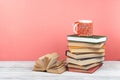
[33, 52, 66, 74]
[68, 41, 105, 49]
[66, 50, 105, 59]
[67, 62, 102, 70]
[67, 35, 107, 43]
[47, 62, 66, 74]
[66, 57, 104, 66]
[68, 63, 102, 73]
[69, 48, 105, 53]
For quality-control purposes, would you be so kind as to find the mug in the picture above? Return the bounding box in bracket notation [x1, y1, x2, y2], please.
[73, 20, 93, 36]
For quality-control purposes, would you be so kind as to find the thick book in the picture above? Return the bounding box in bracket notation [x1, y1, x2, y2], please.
[68, 63, 102, 73]
[66, 57, 104, 66]
[66, 50, 105, 59]
[67, 62, 102, 70]
[33, 53, 66, 74]
[68, 41, 105, 49]
[69, 48, 105, 53]
[67, 35, 107, 43]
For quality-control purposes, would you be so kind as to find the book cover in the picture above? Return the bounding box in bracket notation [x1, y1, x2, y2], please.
[69, 48, 105, 53]
[66, 50, 105, 59]
[67, 62, 102, 70]
[67, 35, 107, 43]
[68, 41, 105, 48]
[68, 63, 102, 73]
[66, 57, 104, 66]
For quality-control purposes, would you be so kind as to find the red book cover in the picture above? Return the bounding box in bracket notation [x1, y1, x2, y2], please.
[68, 64, 102, 74]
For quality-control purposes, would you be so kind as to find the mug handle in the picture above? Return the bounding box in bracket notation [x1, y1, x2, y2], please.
[73, 23, 78, 34]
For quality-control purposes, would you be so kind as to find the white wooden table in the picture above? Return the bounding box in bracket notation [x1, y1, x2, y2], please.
[0, 61, 120, 80]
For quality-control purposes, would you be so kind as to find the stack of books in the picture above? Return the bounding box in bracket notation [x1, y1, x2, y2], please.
[66, 35, 107, 73]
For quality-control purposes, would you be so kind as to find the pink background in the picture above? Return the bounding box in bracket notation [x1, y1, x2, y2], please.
[0, 0, 120, 60]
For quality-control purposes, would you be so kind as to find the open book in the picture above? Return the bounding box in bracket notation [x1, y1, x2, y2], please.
[33, 52, 66, 74]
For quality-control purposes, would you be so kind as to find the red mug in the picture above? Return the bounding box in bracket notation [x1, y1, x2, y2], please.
[73, 20, 93, 36]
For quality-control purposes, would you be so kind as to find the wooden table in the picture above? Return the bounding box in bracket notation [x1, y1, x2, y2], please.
[0, 61, 120, 80]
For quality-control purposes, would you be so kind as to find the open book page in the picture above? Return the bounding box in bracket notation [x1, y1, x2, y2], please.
[33, 59, 46, 71]
[47, 60, 64, 69]
[47, 62, 66, 74]
[46, 52, 59, 69]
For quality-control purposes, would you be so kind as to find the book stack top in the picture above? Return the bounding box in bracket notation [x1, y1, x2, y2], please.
[67, 35, 107, 43]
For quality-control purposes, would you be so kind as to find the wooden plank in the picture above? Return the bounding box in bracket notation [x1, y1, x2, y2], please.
[0, 61, 34, 68]
[0, 61, 120, 80]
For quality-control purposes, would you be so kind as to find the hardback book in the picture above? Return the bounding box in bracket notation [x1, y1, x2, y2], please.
[69, 48, 105, 53]
[67, 35, 107, 43]
[67, 62, 102, 70]
[66, 50, 105, 59]
[33, 53, 66, 74]
[68, 63, 102, 73]
[66, 57, 104, 66]
[68, 41, 105, 49]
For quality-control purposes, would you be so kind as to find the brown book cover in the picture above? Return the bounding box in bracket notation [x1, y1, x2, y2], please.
[68, 41, 105, 49]
[66, 50, 105, 59]
[69, 48, 105, 53]
[67, 62, 102, 70]
[68, 63, 102, 73]
[66, 57, 104, 66]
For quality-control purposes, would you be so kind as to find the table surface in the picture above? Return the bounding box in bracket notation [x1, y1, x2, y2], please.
[0, 61, 120, 80]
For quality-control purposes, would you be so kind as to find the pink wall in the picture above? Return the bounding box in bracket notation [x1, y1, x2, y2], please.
[0, 0, 120, 60]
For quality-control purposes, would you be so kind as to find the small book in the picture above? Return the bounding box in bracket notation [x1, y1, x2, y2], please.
[67, 35, 107, 43]
[66, 50, 105, 59]
[67, 62, 102, 70]
[68, 63, 102, 73]
[66, 57, 104, 66]
[33, 53, 66, 74]
[68, 41, 105, 49]
[69, 48, 105, 53]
